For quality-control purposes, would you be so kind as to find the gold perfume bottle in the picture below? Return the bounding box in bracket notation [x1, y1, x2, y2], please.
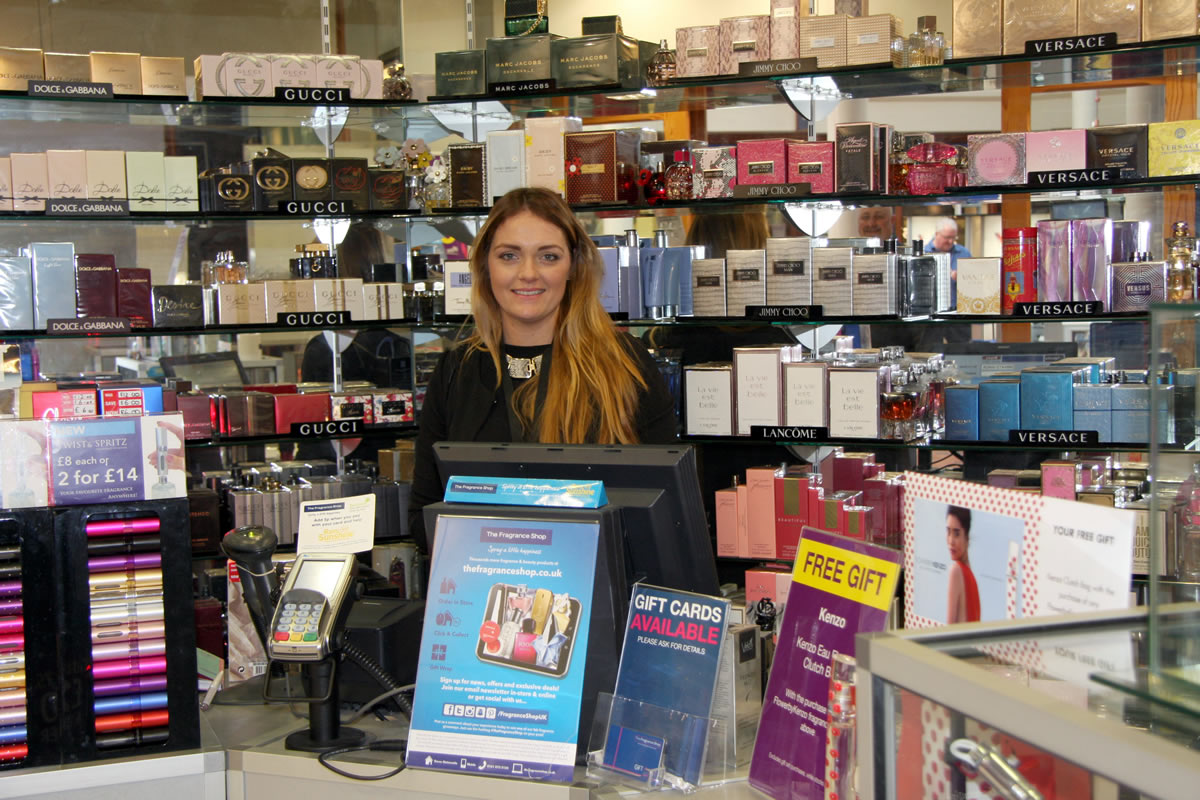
[1165, 220, 1197, 303]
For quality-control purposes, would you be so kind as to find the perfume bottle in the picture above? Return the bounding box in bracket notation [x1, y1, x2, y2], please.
[382, 60, 413, 101]
[881, 370, 919, 440]
[664, 150, 694, 201]
[824, 653, 857, 800]
[148, 426, 180, 499]
[1166, 221, 1197, 303]
[504, 0, 549, 35]
[888, 137, 912, 195]
[1172, 461, 1200, 580]
[898, 239, 938, 316]
[646, 39, 677, 87]
[202, 250, 248, 285]
[902, 366, 930, 437]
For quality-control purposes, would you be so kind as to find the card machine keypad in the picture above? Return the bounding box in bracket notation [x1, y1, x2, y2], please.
[273, 590, 326, 644]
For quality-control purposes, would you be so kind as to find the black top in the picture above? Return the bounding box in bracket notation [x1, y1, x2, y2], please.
[409, 333, 679, 547]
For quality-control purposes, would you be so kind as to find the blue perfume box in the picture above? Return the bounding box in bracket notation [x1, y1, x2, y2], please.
[598, 246, 620, 313]
[978, 379, 1020, 441]
[1073, 383, 1112, 442]
[945, 385, 979, 441]
[1111, 383, 1173, 443]
[1019, 369, 1077, 430]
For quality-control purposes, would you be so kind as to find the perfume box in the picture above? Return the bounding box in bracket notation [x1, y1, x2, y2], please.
[847, 15, 902, 66]
[715, 487, 739, 557]
[551, 34, 640, 88]
[0, 157, 10, 212]
[125, 151, 166, 212]
[223, 392, 276, 436]
[1003, 0, 1077, 55]
[719, 15, 771, 74]
[250, 154, 292, 210]
[312, 278, 365, 317]
[737, 138, 797, 185]
[1070, 218, 1112, 305]
[85, 150, 127, 200]
[373, 390, 414, 424]
[836, 123, 882, 193]
[264, 280, 317, 316]
[726, 249, 767, 315]
[770, 0, 806, 60]
[692, 258, 727, 316]
[116, 267, 152, 328]
[32, 388, 98, 420]
[0, 47, 44, 90]
[828, 366, 885, 438]
[151, 285, 204, 328]
[292, 158, 332, 203]
[140, 56, 185, 96]
[486, 130, 525, 204]
[271, 54, 317, 89]
[852, 253, 897, 315]
[193, 54, 224, 98]
[745, 466, 782, 559]
[0, 257, 33, 329]
[957, 257, 1002, 314]
[217, 283, 267, 325]
[1020, 369, 1078, 430]
[1149, 120, 1200, 176]
[331, 392, 375, 424]
[43, 52, 89, 82]
[355, 58, 383, 100]
[1040, 460, 1080, 501]
[89, 51, 141, 95]
[693, 146, 737, 199]
[979, 378, 1020, 441]
[331, 158, 369, 211]
[444, 261, 473, 316]
[448, 143, 488, 208]
[219, 52, 272, 97]
[99, 384, 163, 416]
[1078, 0, 1141, 41]
[358, 284, 382, 320]
[676, 25, 721, 77]
[12, 152, 48, 212]
[1074, 383, 1113, 442]
[28, 242, 76, 329]
[1025, 129, 1087, 174]
[46, 150, 86, 199]
[1142, 0, 1196, 40]
[273, 392, 330, 434]
[367, 169, 406, 211]
[813, 246, 854, 316]
[967, 133, 1027, 186]
[734, 346, 788, 436]
[786, 141, 834, 193]
[524, 116, 583, 195]
[799, 14, 849, 69]
[1087, 125, 1148, 178]
[316, 54, 359, 91]
[435, 50, 487, 97]
[685, 362, 734, 436]
[776, 472, 816, 556]
[1112, 219, 1151, 261]
[1112, 384, 1152, 443]
[766, 237, 812, 305]
[597, 247, 619, 312]
[75, 253, 117, 318]
[783, 361, 828, 427]
[945, 385, 979, 440]
[163, 155, 200, 212]
[952, 0, 1003, 59]
[564, 130, 639, 205]
[486, 34, 560, 86]
[1112, 260, 1167, 311]
[1036, 220, 1073, 302]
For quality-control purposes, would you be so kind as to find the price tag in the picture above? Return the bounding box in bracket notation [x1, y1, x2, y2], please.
[297, 494, 377, 554]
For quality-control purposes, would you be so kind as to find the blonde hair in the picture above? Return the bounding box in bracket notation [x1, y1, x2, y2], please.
[466, 187, 648, 443]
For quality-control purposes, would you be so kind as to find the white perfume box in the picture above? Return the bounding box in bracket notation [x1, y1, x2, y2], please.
[384, 283, 406, 319]
[358, 284, 382, 321]
[46, 150, 87, 199]
[812, 246, 854, 315]
[828, 366, 884, 438]
[725, 249, 766, 316]
[139, 56, 186, 96]
[86, 150, 127, 200]
[263, 279, 316, 318]
[685, 363, 734, 436]
[163, 155, 199, 212]
[765, 237, 812, 305]
[957, 256, 1002, 314]
[445, 260, 473, 315]
[217, 52, 272, 97]
[217, 283, 267, 325]
[317, 55, 359, 90]
[28, 241, 76, 329]
[12, 152, 48, 212]
[486, 129, 526, 204]
[271, 54, 317, 89]
[0, 157, 11, 212]
[524, 116, 583, 196]
[193, 54, 225, 98]
[692, 257, 727, 316]
[125, 151, 166, 212]
[783, 361, 828, 427]
[313, 278, 365, 318]
[734, 346, 788, 436]
[851, 252, 897, 315]
[356, 58, 383, 99]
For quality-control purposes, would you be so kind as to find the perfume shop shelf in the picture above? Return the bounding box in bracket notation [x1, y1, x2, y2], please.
[681, 434, 1187, 453]
[0, 319, 439, 342]
[182, 422, 417, 450]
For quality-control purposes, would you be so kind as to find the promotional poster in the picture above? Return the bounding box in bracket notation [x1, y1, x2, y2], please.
[407, 513, 600, 782]
[748, 527, 901, 799]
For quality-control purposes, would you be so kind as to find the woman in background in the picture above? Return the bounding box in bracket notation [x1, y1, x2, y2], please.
[946, 505, 981, 623]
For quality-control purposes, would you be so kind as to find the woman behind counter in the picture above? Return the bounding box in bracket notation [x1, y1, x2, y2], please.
[410, 188, 677, 547]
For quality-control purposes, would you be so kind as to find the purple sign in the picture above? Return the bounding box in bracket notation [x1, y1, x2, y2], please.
[749, 527, 902, 799]
[48, 417, 144, 505]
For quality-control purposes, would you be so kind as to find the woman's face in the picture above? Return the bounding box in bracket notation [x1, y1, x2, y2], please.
[486, 209, 571, 346]
[946, 515, 968, 560]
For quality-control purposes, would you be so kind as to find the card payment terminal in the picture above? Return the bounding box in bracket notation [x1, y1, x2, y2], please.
[267, 553, 356, 663]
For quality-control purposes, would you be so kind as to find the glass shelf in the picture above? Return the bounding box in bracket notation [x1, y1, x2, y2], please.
[681, 434, 1183, 452]
[183, 422, 417, 449]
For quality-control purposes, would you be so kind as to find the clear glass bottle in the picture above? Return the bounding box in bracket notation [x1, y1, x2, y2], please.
[646, 39, 677, 87]
[1166, 220, 1197, 302]
[1173, 461, 1200, 580]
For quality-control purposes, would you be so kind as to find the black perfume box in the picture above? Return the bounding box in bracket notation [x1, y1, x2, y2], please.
[582, 15, 623, 34]
[364, 263, 398, 283]
[251, 156, 293, 210]
[151, 285, 205, 328]
[448, 143, 488, 208]
[1086, 124, 1147, 179]
[368, 168, 408, 211]
[836, 122, 882, 193]
[202, 166, 254, 213]
[486, 34, 562, 87]
[292, 158, 333, 203]
[330, 158, 370, 211]
[551, 34, 641, 89]
[435, 50, 487, 97]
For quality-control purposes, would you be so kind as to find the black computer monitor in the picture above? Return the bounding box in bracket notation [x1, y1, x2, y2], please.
[159, 352, 249, 389]
[431, 442, 720, 596]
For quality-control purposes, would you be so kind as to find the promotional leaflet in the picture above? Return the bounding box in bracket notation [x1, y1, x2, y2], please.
[407, 513, 600, 782]
[600, 584, 730, 787]
[749, 527, 901, 800]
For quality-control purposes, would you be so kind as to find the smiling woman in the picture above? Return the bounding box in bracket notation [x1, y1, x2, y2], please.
[409, 188, 679, 544]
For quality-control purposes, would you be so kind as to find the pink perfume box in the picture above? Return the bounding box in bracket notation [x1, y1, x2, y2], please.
[737, 138, 797, 185]
[693, 145, 737, 198]
[1040, 460, 1079, 501]
[967, 132, 1027, 186]
[786, 141, 834, 193]
[746, 465, 781, 559]
[1025, 129, 1087, 174]
[719, 15, 771, 75]
[770, 0, 805, 60]
[746, 566, 791, 609]
[736, 483, 750, 557]
[715, 486, 738, 557]
[676, 25, 721, 78]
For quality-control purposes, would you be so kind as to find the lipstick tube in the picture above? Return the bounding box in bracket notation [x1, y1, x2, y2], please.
[0, 564, 20, 581]
[0, 582, 21, 598]
[0, 707, 25, 727]
[96, 726, 169, 749]
[0, 653, 24, 670]
[86, 535, 161, 557]
[89, 586, 163, 604]
[0, 601, 22, 616]
[0, 688, 25, 708]
[90, 600, 165, 625]
[88, 553, 162, 573]
[0, 743, 27, 760]
[88, 569, 163, 591]
[0, 635, 22, 653]
[0, 546, 19, 561]
[92, 674, 168, 697]
[0, 725, 25, 745]
[0, 618, 21, 636]
[94, 691, 168, 716]
[0, 670, 24, 690]
[86, 518, 161, 537]
[91, 655, 167, 680]
[93, 637, 166, 662]
[94, 708, 169, 733]
[92, 619, 165, 644]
